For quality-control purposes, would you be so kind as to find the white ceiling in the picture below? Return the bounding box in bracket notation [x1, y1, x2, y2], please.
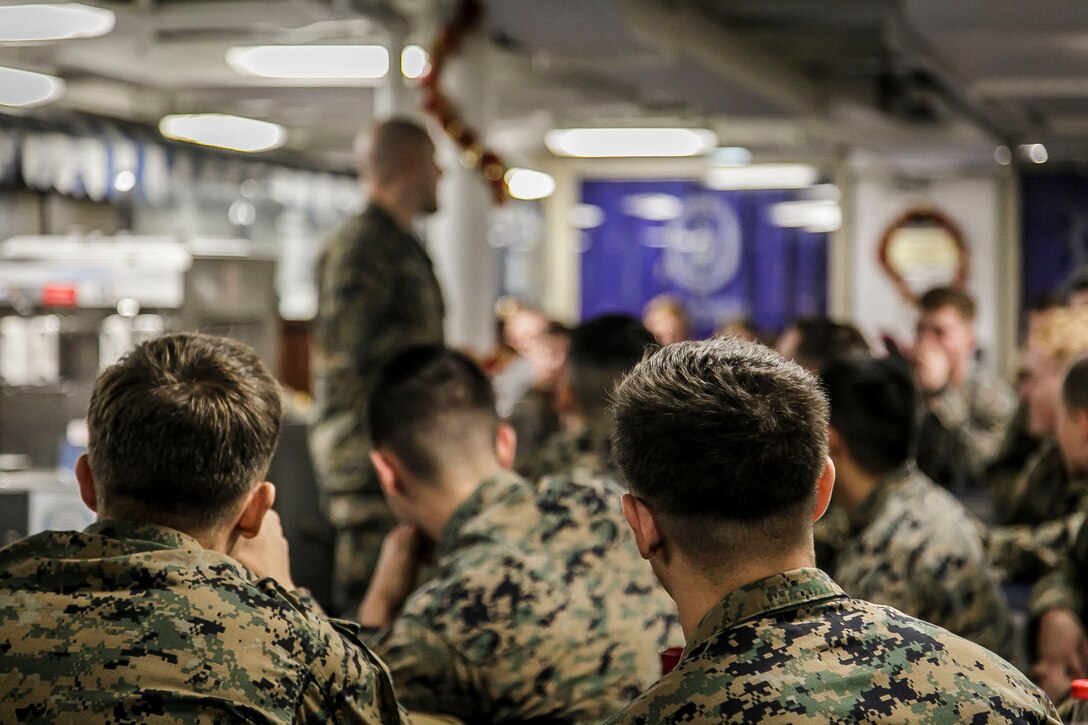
[1, 0, 1086, 169]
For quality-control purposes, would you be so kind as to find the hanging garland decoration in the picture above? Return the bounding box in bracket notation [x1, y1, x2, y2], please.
[420, 0, 509, 204]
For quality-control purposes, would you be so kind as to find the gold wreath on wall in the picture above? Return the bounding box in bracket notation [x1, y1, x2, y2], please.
[878, 206, 970, 304]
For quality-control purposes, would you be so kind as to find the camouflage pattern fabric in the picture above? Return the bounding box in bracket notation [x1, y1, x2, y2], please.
[990, 510, 1086, 583]
[310, 203, 445, 611]
[1026, 511, 1088, 623]
[368, 471, 682, 724]
[604, 568, 1060, 725]
[917, 365, 1017, 491]
[0, 520, 407, 724]
[993, 439, 1088, 526]
[518, 423, 619, 483]
[832, 464, 1011, 656]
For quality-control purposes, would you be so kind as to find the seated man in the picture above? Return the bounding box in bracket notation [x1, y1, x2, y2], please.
[820, 356, 1010, 655]
[995, 305, 1088, 525]
[520, 313, 656, 483]
[912, 286, 1016, 491]
[604, 337, 1058, 724]
[0, 333, 405, 723]
[357, 345, 681, 723]
[1012, 355, 1088, 704]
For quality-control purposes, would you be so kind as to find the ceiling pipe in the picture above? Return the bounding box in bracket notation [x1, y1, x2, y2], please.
[618, 0, 826, 116]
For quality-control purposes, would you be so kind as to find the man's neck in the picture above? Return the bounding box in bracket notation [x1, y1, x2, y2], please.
[671, 548, 816, 640]
[366, 187, 417, 232]
[830, 458, 878, 513]
[417, 459, 506, 542]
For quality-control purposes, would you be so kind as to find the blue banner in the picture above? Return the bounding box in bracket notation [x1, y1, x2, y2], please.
[578, 179, 828, 338]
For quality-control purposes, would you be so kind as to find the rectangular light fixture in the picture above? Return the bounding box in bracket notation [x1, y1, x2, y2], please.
[159, 114, 287, 153]
[0, 65, 64, 107]
[705, 164, 819, 190]
[545, 128, 717, 158]
[226, 45, 389, 83]
[0, 3, 115, 42]
[769, 199, 842, 232]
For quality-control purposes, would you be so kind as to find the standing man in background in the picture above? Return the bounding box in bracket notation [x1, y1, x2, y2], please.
[311, 117, 445, 615]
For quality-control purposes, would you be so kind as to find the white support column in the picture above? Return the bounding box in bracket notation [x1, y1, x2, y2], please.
[374, 28, 414, 119]
[427, 29, 496, 353]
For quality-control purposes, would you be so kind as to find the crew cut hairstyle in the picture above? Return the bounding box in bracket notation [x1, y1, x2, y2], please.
[918, 286, 976, 321]
[362, 117, 433, 185]
[86, 333, 283, 532]
[820, 356, 918, 476]
[568, 314, 657, 417]
[1063, 355, 1088, 415]
[612, 337, 829, 566]
[368, 344, 498, 481]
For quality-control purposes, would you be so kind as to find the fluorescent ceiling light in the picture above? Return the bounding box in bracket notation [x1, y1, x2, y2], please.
[159, 114, 287, 153]
[545, 128, 717, 158]
[226, 45, 389, 82]
[769, 200, 842, 232]
[505, 168, 556, 200]
[569, 204, 605, 230]
[709, 146, 752, 167]
[401, 45, 429, 79]
[1019, 143, 1048, 164]
[705, 164, 818, 190]
[622, 193, 684, 222]
[0, 66, 64, 107]
[0, 3, 115, 42]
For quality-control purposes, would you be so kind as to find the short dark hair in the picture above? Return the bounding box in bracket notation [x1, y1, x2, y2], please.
[568, 314, 656, 417]
[87, 333, 283, 532]
[785, 317, 869, 372]
[612, 338, 829, 566]
[364, 117, 434, 184]
[1063, 355, 1088, 415]
[368, 345, 497, 481]
[820, 356, 918, 475]
[918, 286, 976, 321]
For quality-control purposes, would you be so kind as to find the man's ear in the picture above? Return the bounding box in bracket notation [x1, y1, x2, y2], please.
[812, 456, 836, 522]
[75, 453, 98, 514]
[621, 493, 663, 561]
[495, 423, 517, 470]
[827, 427, 844, 459]
[235, 481, 276, 539]
[370, 449, 406, 499]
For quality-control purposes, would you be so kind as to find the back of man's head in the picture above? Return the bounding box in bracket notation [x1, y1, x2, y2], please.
[568, 314, 656, 419]
[1063, 356, 1088, 415]
[918, 286, 976, 321]
[86, 333, 283, 533]
[611, 337, 829, 570]
[820, 356, 918, 476]
[368, 344, 498, 482]
[361, 117, 433, 186]
[780, 317, 870, 372]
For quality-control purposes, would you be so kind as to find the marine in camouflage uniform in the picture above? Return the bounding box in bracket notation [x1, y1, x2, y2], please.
[604, 568, 1060, 725]
[916, 364, 1017, 491]
[367, 470, 682, 724]
[518, 423, 619, 483]
[311, 202, 445, 612]
[832, 463, 1011, 656]
[993, 438, 1088, 526]
[0, 520, 406, 724]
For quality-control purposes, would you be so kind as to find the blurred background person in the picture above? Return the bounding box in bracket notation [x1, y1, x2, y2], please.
[642, 294, 692, 347]
[310, 118, 445, 616]
[912, 286, 1017, 495]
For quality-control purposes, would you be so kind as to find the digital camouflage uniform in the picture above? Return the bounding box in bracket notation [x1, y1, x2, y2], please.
[518, 423, 619, 484]
[311, 203, 445, 612]
[367, 470, 682, 724]
[604, 568, 1060, 725]
[993, 439, 1088, 526]
[833, 464, 1011, 656]
[0, 521, 407, 724]
[917, 365, 1016, 491]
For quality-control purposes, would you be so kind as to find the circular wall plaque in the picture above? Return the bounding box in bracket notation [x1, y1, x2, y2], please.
[878, 206, 969, 303]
